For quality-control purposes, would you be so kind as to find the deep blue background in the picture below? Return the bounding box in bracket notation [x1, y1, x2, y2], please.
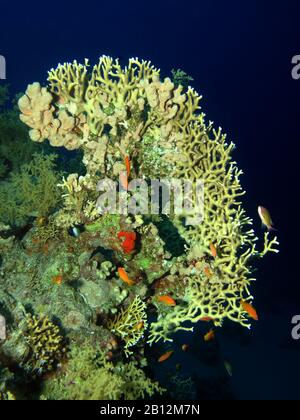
[1, 0, 300, 400]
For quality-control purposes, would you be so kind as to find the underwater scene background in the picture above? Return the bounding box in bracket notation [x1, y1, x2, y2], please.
[0, 0, 299, 401]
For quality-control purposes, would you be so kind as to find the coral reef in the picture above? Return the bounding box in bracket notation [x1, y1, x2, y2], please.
[41, 342, 164, 400]
[0, 55, 278, 399]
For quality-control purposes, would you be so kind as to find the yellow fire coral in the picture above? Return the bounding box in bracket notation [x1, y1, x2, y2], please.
[148, 113, 279, 344]
[41, 342, 164, 400]
[108, 295, 148, 357]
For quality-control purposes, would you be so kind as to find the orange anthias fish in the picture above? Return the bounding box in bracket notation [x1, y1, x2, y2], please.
[119, 172, 128, 190]
[118, 267, 136, 286]
[118, 231, 136, 254]
[52, 275, 63, 285]
[258, 206, 277, 231]
[204, 329, 215, 342]
[241, 300, 259, 321]
[204, 266, 213, 278]
[125, 156, 131, 177]
[158, 350, 174, 363]
[157, 295, 176, 307]
[120, 156, 131, 191]
[199, 317, 214, 322]
[210, 243, 218, 258]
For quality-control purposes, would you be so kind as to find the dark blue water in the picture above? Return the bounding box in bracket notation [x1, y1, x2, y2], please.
[1, 0, 299, 400]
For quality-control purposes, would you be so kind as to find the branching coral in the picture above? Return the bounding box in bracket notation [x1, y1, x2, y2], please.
[18, 55, 279, 351]
[108, 295, 148, 357]
[148, 124, 279, 343]
[18, 57, 193, 226]
[171, 68, 194, 89]
[41, 343, 164, 400]
[22, 313, 66, 375]
[0, 153, 61, 226]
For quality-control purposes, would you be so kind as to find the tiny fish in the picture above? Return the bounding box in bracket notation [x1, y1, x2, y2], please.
[71, 227, 81, 238]
[210, 243, 218, 258]
[224, 361, 233, 377]
[157, 295, 176, 306]
[176, 363, 182, 371]
[125, 156, 131, 177]
[158, 350, 174, 363]
[118, 267, 136, 286]
[52, 275, 63, 285]
[119, 156, 131, 191]
[204, 329, 215, 342]
[204, 266, 213, 278]
[135, 321, 144, 330]
[199, 317, 214, 322]
[119, 171, 128, 191]
[36, 216, 48, 227]
[182, 344, 189, 352]
[258, 206, 276, 231]
[241, 300, 258, 321]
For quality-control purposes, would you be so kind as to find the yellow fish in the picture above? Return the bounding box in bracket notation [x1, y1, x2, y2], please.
[258, 206, 276, 231]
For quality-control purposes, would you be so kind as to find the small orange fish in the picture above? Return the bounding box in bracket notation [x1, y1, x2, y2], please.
[158, 350, 174, 363]
[118, 267, 136, 286]
[204, 266, 213, 278]
[52, 275, 63, 285]
[125, 156, 131, 177]
[204, 329, 215, 342]
[157, 295, 176, 306]
[241, 300, 258, 321]
[210, 243, 217, 258]
[119, 171, 128, 191]
[199, 316, 214, 322]
[182, 344, 189, 352]
[119, 156, 131, 191]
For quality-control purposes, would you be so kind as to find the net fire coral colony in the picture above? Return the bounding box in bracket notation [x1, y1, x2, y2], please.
[0, 55, 278, 399]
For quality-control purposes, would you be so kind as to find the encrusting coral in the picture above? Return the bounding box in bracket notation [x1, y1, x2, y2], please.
[0, 55, 278, 399]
